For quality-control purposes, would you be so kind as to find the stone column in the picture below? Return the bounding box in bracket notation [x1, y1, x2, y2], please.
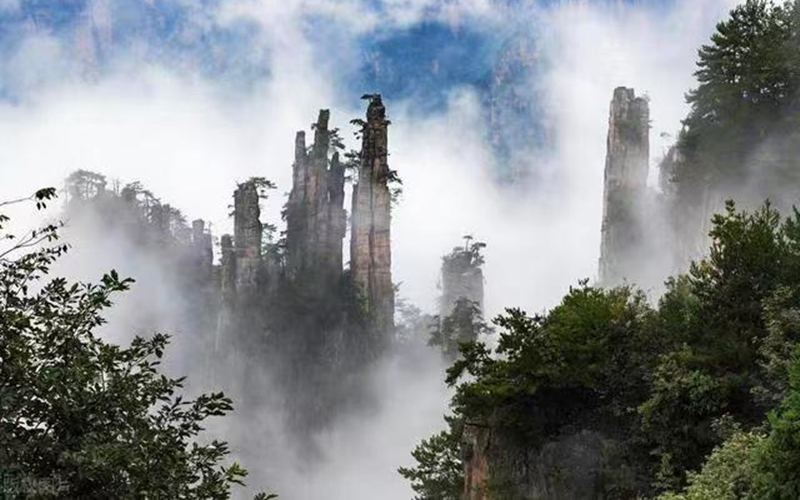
[350, 95, 395, 338]
[599, 87, 650, 286]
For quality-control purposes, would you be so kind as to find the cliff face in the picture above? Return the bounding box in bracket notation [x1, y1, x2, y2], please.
[351, 95, 395, 338]
[659, 145, 712, 274]
[461, 423, 634, 500]
[286, 110, 347, 285]
[598, 87, 650, 287]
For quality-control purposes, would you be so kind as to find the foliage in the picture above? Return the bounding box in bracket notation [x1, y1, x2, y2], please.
[65, 170, 108, 201]
[640, 201, 800, 487]
[404, 200, 800, 497]
[661, 346, 800, 500]
[676, 0, 800, 197]
[443, 237, 486, 268]
[398, 420, 463, 500]
[401, 2, 800, 493]
[748, 345, 800, 498]
[657, 429, 765, 500]
[244, 176, 277, 197]
[429, 298, 489, 359]
[446, 282, 656, 431]
[0, 190, 273, 499]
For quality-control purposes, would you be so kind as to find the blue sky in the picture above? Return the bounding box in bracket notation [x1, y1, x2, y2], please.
[0, 0, 675, 103]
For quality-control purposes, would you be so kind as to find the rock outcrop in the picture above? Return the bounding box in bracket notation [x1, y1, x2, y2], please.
[435, 240, 486, 357]
[351, 95, 395, 338]
[232, 180, 262, 297]
[440, 241, 485, 319]
[461, 422, 635, 500]
[286, 110, 347, 285]
[213, 98, 398, 433]
[598, 87, 650, 286]
[191, 219, 214, 282]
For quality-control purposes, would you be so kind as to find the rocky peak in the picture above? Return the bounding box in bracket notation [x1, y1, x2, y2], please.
[599, 87, 650, 286]
[351, 94, 395, 340]
[285, 109, 346, 285]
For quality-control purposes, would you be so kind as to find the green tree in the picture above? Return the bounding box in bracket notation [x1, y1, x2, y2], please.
[446, 282, 656, 433]
[679, 0, 798, 181]
[748, 346, 800, 498]
[641, 201, 800, 488]
[0, 190, 274, 499]
[660, 346, 800, 499]
[405, 201, 800, 497]
[429, 298, 489, 359]
[398, 419, 463, 500]
[657, 429, 765, 500]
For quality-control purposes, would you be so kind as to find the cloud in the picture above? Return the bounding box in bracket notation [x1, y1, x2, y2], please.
[217, 0, 499, 34]
[0, 0, 748, 498]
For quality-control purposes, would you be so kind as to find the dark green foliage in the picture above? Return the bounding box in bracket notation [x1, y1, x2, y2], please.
[404, 201, 800, 497]
[0, 192, 272, 499]
[749, 345, 800, 498]
[675, 0, 800, 204]
[447, 282, 656, 436]
[401, 3, 800, 493]
[661, 346, 800, 499]
[429, 298, 489, 359]
[398, 420, 463, 500]
[641, 201, 800, 487]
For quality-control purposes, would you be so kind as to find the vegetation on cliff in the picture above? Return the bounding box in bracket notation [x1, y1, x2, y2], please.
[403, 2, 800, 497]
[672, 0, 800, 212]
[405, 201, 800, 498]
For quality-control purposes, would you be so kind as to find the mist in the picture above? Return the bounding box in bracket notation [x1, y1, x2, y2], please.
[0, 0, 744, 498]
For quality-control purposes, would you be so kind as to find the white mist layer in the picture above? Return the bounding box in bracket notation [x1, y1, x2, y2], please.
[0, 1, 744, 499]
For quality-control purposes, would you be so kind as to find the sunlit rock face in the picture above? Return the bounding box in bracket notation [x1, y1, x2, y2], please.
[598, 86, 650, 287]
[351, 95, 395, 341]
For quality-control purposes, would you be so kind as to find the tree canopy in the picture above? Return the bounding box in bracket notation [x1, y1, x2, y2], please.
[0, 190, 273, 499]
[404, 200, 800, 497]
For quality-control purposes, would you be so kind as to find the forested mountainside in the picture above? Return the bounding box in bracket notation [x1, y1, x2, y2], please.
[4, 1, 800, 499]
[402, 2, 800, 499]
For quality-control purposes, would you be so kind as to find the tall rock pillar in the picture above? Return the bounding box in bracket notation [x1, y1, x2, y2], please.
[599, 87, 650, 286]
[351, 95, 395, 338]
[285, 110, 347, 285]
[437, 240, 486, 358]
[233, 180, 262, 297]
[191, 219, 213, 283]
[440, 242, 485, 319]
